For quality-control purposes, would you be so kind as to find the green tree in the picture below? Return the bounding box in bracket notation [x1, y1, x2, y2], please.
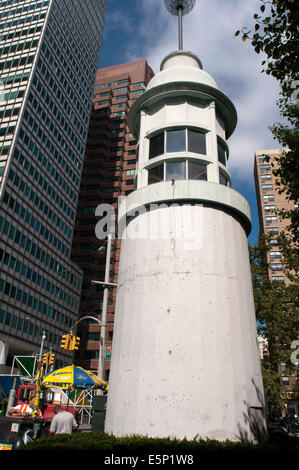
[236, 0, 299, 242]
[250, 234, 299, 415]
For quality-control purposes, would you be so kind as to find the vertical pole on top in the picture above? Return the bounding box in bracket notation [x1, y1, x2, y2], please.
[178, 1, 183, 50]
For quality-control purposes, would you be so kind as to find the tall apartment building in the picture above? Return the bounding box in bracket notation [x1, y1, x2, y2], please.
[71, 60, 154, 380]
[254, 148, 297, 283]
[254, 148, 298, 415]
[0, 0, 108, 370]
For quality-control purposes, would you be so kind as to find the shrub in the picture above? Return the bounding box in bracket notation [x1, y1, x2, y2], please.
[23, 431, 299, 453]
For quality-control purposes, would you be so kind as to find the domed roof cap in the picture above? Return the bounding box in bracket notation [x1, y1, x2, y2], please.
[128, 50, 238, 140]
[146, 50, 218, 91]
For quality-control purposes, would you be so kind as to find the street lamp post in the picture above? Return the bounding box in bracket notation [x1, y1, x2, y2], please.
[76, 315, 102, 377]
[91, 233, 117, 383]
[38, 330, 46, 362]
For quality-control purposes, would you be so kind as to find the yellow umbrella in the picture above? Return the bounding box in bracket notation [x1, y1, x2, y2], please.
[86, 370, 109, 392]
[42, 365, 107, 390]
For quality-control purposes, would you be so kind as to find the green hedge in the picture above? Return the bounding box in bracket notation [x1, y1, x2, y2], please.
[23, 431, 299, 453]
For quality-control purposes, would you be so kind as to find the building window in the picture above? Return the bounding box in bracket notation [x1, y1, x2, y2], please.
[263, 194, 275, 202]
[166, 161, 186, 180]
[132, 89, 144, 96]
[261, 174, 272, 181]
[116, 94, 127, 100]
[166, 129, 186, 153]
[148, 160, 208, 184]
[217, 140, 226, 166]
[188, 161, 207, 180]
[148, 164, 164, 184]
[84, 350, 99, 359]
[148, 127, 207, 159]
[260, 164, 270, 171]
[116, 86, 128, 93]
[270, 263, 283, 271]
[87, 332, 100, 341]
[188, 129, 206, 155]
[270, 251, 281, 260]
[266, 216, 277, 224]
[114, 102, 126, 109]
[149, 132, 164, 159]
[219, 171, 229, 186]
[262, 184, 273, 191]
[282, 376, 290, 386]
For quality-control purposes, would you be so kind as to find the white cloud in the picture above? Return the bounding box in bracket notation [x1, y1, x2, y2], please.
[124, 0, 282, 181]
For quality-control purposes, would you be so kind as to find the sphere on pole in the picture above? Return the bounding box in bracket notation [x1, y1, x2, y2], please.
[164, 0, 196, 16]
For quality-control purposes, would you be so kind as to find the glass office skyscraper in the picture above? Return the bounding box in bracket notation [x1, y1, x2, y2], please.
[0, 0, 108, 369]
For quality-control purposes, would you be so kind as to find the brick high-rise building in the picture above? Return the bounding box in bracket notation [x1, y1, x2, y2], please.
[71, 60, 154, 380]
[254, 148, 297, 283]
[0, 0, 108, 370]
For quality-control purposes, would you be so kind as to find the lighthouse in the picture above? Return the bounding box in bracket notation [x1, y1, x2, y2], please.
[105, 0, 267, 443]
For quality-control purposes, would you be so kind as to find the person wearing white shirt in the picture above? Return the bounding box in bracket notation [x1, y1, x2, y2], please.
[49, 405, 78, 435]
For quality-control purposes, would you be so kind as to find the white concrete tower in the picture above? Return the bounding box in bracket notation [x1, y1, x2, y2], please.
[105, 1, 267, 443]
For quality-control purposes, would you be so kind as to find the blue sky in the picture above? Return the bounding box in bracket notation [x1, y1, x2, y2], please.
[98, 0, 282, 246]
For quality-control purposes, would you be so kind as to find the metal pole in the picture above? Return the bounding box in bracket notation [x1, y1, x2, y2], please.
[76, 315, 103, 379]
[178, 2, 183, 50]
[5, 376, 17, 416]
[39, 330, 46, 361]
[98, 233, 112, 381]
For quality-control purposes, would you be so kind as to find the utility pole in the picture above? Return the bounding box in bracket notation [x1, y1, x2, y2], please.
[91, 233, 117, 384]
[39, 330, 46, 362]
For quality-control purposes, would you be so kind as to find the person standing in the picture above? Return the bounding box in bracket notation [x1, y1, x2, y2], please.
[49, 405, 78, 435]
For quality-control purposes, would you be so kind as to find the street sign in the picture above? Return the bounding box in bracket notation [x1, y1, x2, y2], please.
[13, 356, 38, 377]
[105, 351, 112, 360]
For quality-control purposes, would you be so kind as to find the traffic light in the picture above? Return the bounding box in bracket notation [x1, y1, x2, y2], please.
[69, 335, 80, 351]
[48, 352, 55, 365]
[42, 352, 49, 364]
[60, 334, 70, 350]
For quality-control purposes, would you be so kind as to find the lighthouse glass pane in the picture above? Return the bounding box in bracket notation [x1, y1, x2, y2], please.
[217, 141, 226, 165]
[188, 129, 206, 155]
[188, 161, 207, 180]
[166, 161, 186, 180]
[148, 164, 164, 184]
[149, 132, 164, 158]
[219, 172, 229, 186]
[166, 129, 186, 153]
